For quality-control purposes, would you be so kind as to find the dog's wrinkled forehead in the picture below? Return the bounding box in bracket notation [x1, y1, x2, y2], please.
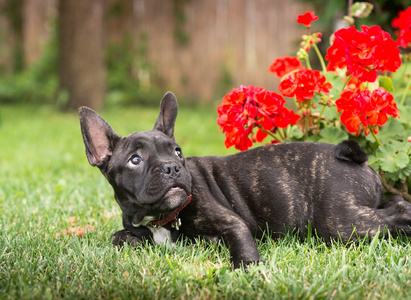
[115, 130, 178, 159]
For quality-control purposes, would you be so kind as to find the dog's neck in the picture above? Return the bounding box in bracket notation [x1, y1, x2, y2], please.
[132, 195, 192, 230]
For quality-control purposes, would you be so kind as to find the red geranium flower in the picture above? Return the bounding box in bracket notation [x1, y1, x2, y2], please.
[326, 25, 402, 82]
[217, 85, 300, 150]
[268, 56, 303, 78]
[392, 6, 411, 48]
[278, 67, 332, 102]
[297, 11, 319, 27]
[335, 86, 399, 135]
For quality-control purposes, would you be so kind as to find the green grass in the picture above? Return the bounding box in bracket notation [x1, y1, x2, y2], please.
[1, 104, 411, 299]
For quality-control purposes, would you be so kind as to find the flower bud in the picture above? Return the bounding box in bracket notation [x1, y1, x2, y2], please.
[408, 136, 411, 143]
[343, 15, 355, 26]
[297, 48, 309, 60]
[373, 126, 379, 135]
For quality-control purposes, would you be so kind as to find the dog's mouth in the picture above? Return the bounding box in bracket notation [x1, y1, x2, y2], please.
[165, 186, 185, 196]
[153, 185, 188, 212]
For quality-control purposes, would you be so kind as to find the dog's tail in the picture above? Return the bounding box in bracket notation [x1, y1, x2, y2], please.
[333, 140, 368, 164]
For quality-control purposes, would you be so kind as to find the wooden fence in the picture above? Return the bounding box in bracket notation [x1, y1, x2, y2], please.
[122, 0, 311, 102]
[0, 0, 311, 103]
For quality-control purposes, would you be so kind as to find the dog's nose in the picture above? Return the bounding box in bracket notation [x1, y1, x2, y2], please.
[161, 163, 180, 178]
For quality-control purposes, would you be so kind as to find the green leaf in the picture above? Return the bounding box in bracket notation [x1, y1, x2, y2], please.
[318, 127, 349, 144]
[378, 76, 394, 93]
[395, 152, 410, 169]
[351, 2, 374, 18]
[397, 162, 411, 180]
[289, 125, 304, 140]
[385, 162, 411, 181]
[379, 156, 397, 173]
[375, 119, 404, 143]
[377, 144, 410, 173]
[375, 144, 396, 171]
[368, 154, 379, 170]
[397, 105, 411, 126]
[325, 72, 344, 98]
[321, 105, 339, 122]
[376, 144, 397, 159]
[387, 139, 411, 154]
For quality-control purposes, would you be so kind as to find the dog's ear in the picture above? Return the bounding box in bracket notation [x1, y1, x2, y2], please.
[153, 92, 178, 140]
[78, 107, 120, 168]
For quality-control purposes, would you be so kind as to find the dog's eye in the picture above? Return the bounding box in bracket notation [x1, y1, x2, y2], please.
[129, 155, 142, 166]
[175, 148, 183, 158]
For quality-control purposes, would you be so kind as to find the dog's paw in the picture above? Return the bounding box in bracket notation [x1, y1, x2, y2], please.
[233, 259, 266, 271]
[112, 229, 143, 248]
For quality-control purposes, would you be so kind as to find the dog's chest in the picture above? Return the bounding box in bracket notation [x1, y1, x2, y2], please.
[148, 226, 174, 245]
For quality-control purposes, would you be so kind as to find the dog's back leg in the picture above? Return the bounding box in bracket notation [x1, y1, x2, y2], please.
[322, 195, 411, 242]
[350, 195, 411, 240]
[377, 195, 411, 236]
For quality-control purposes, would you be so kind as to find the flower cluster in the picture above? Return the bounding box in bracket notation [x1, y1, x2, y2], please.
[218, 8, 406, 151]
[300, 32, 322, 52]
[326, 25, 402, 82]
[267, 56, 302, 78]
[278, 67, 332, 102]
[217, 85, 300, 150]
[392, 7, 411, 48]
[335, 87, 399, 136]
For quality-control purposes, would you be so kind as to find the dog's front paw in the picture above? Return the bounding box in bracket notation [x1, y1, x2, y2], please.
[112, 229, 143, 248]
[233, 259, 266, 271]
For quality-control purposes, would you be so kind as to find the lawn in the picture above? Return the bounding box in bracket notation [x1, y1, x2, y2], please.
[1, 104, 411, 299]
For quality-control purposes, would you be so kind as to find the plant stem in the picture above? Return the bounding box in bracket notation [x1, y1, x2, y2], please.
[341, 74, 353, 92]
[283, 128, 287, 140]
[276, 129, 285, 140]
[315, 104, 327, 137]
[398, 60, 409, 89]
[305, 57, 312, 70]
[305, 113, 310, 140]
[267, 130, 277, 139]
[257, 125, 282, 142]
[400, 74, 411, 106]
[371, 130, 382, 147]
[312, 43, 327, 73]
[347, 0, 353, 17]
[368, 159, 378, 165]
[380, 170, 411, 201]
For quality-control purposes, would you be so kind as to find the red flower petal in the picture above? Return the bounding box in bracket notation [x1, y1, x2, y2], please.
[217, 85, 298, 150]
[326, 25, 401, 82]
[297, 11, 319, 27]
[268, 56, 302, 78]
[336, 86, 399, 136]
[278, 68, 332, 102]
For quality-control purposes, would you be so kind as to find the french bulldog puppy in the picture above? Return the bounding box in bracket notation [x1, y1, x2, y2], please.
[79, 92, 411, 268]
